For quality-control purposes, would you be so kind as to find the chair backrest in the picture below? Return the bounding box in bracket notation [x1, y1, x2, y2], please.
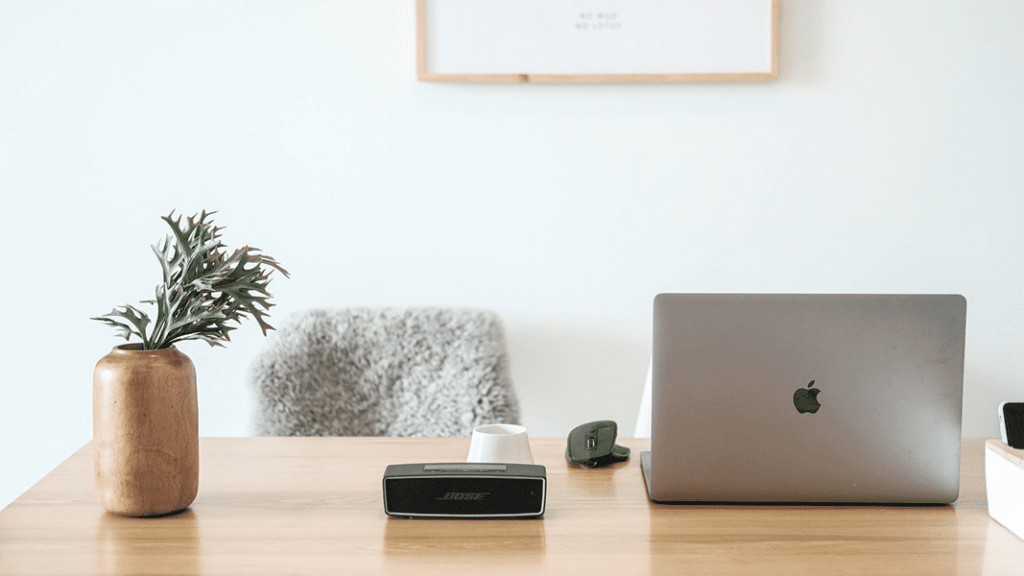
[251, 308, 521, 436]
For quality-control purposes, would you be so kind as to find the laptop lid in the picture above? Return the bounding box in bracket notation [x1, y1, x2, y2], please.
[642, 294, 967, 503]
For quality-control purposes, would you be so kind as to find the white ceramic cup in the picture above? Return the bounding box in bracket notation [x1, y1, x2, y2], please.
[466, 424, 535, 465]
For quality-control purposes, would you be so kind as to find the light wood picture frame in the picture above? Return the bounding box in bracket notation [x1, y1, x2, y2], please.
[417, 0, 780, 84]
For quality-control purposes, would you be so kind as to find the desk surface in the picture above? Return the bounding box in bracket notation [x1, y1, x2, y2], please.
[1, 437, 1022, 576]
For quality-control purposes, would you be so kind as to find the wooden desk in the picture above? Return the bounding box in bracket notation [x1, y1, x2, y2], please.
[1, 438, 1022, 575]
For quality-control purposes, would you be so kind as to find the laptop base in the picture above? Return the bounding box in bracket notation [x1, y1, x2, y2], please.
[640, 451, 654, 499]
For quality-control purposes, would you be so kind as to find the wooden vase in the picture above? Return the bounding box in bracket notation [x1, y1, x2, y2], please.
[93, 344, 199, 517]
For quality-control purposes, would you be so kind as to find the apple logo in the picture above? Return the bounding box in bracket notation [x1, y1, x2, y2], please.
[793, 380, 822, 414]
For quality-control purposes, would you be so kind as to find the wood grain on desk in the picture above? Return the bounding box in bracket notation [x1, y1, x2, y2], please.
[1, 438, 1021, 576]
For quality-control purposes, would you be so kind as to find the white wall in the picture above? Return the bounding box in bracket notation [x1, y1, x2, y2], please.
[1, 0, 1022, 509]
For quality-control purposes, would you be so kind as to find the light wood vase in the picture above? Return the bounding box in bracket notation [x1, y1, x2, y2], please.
[93, 344, 199, 517]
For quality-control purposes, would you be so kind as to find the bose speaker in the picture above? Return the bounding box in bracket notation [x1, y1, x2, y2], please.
[382, 463, 546, 518]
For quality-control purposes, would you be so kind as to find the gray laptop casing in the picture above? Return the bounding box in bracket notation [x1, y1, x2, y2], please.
[641, 294, 967, 504]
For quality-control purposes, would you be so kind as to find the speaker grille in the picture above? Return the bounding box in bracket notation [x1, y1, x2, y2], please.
[383, 466, 546, 518]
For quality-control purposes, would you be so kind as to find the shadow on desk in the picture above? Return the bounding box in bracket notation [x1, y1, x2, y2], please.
[383, 517, 546, 569]
[95, 510, 201, 575]
[647, 505, 960, 574]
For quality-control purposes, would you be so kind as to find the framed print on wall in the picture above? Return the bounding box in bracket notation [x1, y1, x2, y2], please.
[416, 0, 780, 83]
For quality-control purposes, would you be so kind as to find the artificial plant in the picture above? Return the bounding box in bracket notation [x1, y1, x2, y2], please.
[92, 210, 289, 350]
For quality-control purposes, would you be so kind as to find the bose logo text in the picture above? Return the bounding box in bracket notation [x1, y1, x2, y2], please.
[436, 492, 489, 501]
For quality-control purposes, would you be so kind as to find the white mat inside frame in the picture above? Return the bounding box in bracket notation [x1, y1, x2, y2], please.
[417, 0, 780, 83]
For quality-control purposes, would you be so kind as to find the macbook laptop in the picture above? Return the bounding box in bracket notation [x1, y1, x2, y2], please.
[640, 294, 967, 504]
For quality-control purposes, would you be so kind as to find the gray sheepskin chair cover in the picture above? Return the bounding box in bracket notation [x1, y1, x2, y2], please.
[251, 308, 521, 437]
